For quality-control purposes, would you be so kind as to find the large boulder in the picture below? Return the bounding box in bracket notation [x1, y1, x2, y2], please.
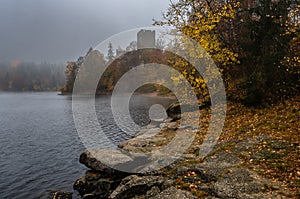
[79, 149, 134, 175]
[74, 173, 117, 198]
[166, 102, 197, 120]
[166, 101, 210, 120]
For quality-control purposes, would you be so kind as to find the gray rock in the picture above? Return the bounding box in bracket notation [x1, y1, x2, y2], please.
[163, 118, 173, 123]
[118, 136, 166, 153]
[178, 124, 198, 130]
[74, 175, 118, 198]
[204, 151, 242, 165]
[110, 175, 171, 199]
[211, 168, 267, 199]
[149, 187, 197, 199]
[134, 128, 161, 138]
[164, 122, 178, 131]
[166, 103, 199, 118]
[150, 119, 165, 127]
[73, 176, 97, 197]
[159, 122, 167, 129]
[145, 186, 161, 198]
[166, 101, 210, 120]
[232, 136, 270, 155]
[79, 149, 134, 174]
[146, 124, 158, 129]
[191, 151, 242, 182]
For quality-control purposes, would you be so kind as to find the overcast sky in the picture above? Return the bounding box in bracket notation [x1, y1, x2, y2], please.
[0, 0, 170, 63]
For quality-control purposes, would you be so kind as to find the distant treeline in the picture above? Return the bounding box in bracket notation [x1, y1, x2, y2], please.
[0, 62, 65, 91]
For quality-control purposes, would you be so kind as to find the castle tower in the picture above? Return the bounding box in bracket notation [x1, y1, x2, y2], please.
[137, 29, 155, 49]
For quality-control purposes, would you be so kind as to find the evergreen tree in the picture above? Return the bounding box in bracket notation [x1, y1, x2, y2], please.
[107, 42, 115, 62]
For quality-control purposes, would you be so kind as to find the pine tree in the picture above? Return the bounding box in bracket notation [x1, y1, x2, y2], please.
[107, 42, 115, 62]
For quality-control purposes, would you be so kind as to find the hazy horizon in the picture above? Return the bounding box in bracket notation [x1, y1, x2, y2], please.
[0, 0, 170, 64]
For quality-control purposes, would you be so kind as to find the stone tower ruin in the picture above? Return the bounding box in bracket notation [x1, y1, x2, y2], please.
[137, 29, 155, 49]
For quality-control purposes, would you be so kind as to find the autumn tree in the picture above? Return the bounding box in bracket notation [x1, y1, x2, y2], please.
[64, 61, 77, 92]
[62, 48, 94, 93]
[155, 0, 240, 101]
[229, 0, 299, 104]
[157, 0, 300, 105]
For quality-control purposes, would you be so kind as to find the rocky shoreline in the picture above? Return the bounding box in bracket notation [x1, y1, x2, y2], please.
[49, 103, 292, 199]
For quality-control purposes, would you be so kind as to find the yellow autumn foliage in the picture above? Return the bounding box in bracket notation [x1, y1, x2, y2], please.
[162, 1, 240, 100]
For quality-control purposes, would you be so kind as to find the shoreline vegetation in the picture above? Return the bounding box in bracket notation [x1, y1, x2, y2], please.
[49, 94, 299, 199]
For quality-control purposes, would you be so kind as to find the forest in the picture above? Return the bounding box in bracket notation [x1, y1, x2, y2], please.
[154, 0, 299, 106]
[0, 61, 65, 91]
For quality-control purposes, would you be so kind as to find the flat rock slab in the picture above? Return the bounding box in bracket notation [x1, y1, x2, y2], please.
[80, 149, 134, 173]
[211, 168, 268, 199]
[134, 128, 161, 138]
[118, 136, 167, 153]
[204, 151, 242, 165]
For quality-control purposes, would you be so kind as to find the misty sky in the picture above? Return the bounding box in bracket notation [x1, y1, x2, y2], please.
[0, 0, 170, 63]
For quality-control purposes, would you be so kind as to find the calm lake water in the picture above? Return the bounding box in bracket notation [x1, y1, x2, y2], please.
[0, 92, 174, 199]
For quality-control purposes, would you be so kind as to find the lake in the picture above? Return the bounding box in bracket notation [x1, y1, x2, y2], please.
[0, 92, 174, 199]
